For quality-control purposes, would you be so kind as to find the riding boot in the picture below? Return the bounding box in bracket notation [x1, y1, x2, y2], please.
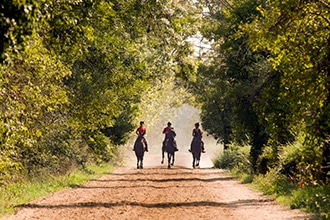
[174, 140, 178, 151]
[144, 139, 148, 152]
[189, 140, 193, 152]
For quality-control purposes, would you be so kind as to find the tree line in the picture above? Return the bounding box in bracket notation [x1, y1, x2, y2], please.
[1, 0, 330, 186]
[0, 0, 200, 184]
[187, 0, 330, 184]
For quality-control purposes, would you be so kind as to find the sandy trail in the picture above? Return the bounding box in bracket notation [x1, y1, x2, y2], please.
[3, 151, 311, 220]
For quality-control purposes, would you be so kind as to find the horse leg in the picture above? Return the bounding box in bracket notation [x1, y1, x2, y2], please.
[192, 154, 196, 168]
[161, 149, 164, 164]
[140, 152, 145, 169]
[167, 152, 171, 169]
[171, 152, 175, 166]
[196, 153, 201, 167]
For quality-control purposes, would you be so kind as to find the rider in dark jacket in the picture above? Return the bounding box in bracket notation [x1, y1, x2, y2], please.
[189, 122, 205, 153]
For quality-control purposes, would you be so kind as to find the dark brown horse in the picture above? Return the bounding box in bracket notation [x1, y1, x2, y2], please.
[161, 140, 175, 165]
[133, 135, 146, 169]
[190, 139, 203, 168]
[163, 130, 177, 169]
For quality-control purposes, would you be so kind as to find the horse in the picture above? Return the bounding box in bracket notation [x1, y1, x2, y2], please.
[161, 140, 175, 165]
[164, 137, 177, 169]
[163, 130, 177, 169]
[190, 139, 203, 168]
[133, 135, 146, 169]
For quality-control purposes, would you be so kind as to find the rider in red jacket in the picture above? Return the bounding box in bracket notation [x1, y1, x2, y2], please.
[162, 122, 178, 151]
[162, 122, 173, 139]
[134, 121, 148, 152]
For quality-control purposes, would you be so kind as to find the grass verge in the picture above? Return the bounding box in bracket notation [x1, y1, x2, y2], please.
[252, 171, 330, 219]
[213, 146, 330, 219]
[0, 163, 113, 218]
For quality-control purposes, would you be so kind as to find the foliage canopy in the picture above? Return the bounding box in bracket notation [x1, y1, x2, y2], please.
[1, 0, 330, 192]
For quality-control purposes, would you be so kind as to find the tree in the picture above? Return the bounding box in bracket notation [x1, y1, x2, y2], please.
[245, 0, 330, 179]
[0, 0, 202, 183]
[188, 0, 273, 170]
[0, 0, 40, 62]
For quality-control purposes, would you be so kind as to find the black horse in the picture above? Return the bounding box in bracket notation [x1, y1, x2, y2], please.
[161, 140, 175, 165]
[133, 135, 147, 169]
[163, 130, 177, 169]
[190, 139, 203, 168]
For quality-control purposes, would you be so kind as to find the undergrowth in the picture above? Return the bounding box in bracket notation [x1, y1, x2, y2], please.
[213, 144, 330, 219]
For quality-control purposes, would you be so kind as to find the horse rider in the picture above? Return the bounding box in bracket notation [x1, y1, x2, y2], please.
[162, 122, 173, 140]
[189, 122, 205, 153]
[134, 121, 148, 152]
[162, 122, 178, 151]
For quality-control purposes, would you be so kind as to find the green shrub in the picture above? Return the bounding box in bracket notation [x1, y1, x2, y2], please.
[213, 144, 253, 175]
[253, 168, 295, 196]
[86, 131, 117, 163]
[213, 136, 330, 218]
[213, 149, 239, 169]
[290, 185, 330, 219]
[278, 134, 324, 185]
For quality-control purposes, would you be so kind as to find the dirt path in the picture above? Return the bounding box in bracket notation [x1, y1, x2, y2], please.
[3, 151, 312, 220]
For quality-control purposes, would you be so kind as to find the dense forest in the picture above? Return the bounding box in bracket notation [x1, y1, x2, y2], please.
[1, 0, 330, 193]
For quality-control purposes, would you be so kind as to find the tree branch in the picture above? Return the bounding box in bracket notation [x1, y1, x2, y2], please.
[316, 0, 330, 10]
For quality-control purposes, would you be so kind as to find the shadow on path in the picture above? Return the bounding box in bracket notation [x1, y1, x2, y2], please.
[17, 199, 275, 210]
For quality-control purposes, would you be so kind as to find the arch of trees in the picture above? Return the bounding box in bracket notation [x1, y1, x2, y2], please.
[1, 0, 330, 185]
